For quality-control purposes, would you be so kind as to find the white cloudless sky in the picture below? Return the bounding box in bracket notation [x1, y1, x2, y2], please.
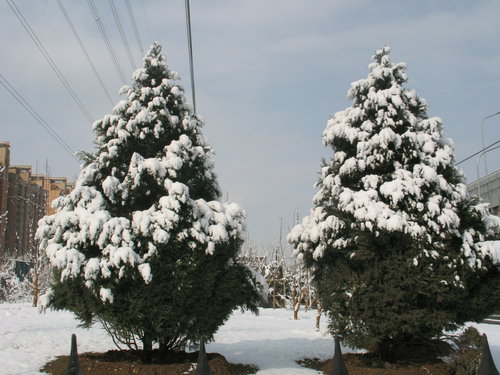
[1, 0, 499, 250]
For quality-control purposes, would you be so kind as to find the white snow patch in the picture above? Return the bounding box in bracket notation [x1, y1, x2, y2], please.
[2, 303, 500, 375]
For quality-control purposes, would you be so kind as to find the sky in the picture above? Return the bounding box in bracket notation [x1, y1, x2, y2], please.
[1, 0, 499, 251]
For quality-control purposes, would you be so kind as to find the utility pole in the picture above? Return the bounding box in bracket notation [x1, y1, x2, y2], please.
[184, 0, 196, 113]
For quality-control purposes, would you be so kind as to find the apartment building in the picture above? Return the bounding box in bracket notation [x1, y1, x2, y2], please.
[0, 142, 74, 261]
[32, 175, 73, 215]
[0, 142, 10, 260]
[4, 165, 46, 259]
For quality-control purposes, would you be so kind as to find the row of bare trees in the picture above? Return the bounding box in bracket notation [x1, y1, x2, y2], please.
[240, 238, 322, 329]
[0, 246, 51, 306]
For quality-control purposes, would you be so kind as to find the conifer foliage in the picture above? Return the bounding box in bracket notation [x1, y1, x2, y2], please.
[37, 43, 260, 357]
[288, 47, 500, 360]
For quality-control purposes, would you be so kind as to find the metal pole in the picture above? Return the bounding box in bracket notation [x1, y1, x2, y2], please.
[480, 111, 500, 176]
[185, 0, 196, 114]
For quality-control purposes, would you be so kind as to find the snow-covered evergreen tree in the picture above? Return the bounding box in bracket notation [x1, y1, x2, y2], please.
[288, 47, 500, 360]
[37, 43, 260, 359]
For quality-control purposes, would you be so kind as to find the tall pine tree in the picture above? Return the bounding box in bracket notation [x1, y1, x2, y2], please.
[288, 47, 500, 361]
[37, 43, 260, 359]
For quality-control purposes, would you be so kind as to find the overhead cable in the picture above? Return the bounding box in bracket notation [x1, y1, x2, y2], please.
[0, 73, 78, 161]
[140, 0, 153, 45]
[456, 139, 500, 166]
[7, 0, 94, 124]
[87, 0, 128, 85]
[108, 0, 136, 71]
[56, 0, 114, 106]
[125, 0, 144, 56]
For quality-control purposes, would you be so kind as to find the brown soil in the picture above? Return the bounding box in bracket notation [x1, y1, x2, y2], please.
[298, 353, 452, 375]
[41, 350, 258, 375]
[41, 349, 454, 375]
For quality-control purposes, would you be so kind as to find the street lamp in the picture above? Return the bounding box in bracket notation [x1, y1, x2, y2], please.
[476, 145, 500, 200]
[480, 111, 500, 176]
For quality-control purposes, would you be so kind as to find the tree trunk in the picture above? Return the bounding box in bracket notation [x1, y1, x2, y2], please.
[291, 281, 297, 318]
[315, 300, 322, 331]
[159, 340, 174, 360]
[141, 336, 154, 363]
[377, 338, 396, 363]
[32, 269, 39, 307]
[272, 278, 276, 309]
[294, 288, 307, 320]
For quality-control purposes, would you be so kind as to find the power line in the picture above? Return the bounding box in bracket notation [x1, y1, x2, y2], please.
[456, 139, 500, 166]
[56, 0, 114, 106]
[125, 0, 145, 56]
[87, 0, 128, 85]
[0, 73, 78, 161]
[7, 0, 94, 124]
[108, 0, 136, 71]
[139, 0, 153, 45]
[185, 0, 197, 113]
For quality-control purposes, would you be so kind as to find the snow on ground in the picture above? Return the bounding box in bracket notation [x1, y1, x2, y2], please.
[0, 303, 114, 375]
[208, 308, 334, 374]
[475, 322, 500, 362]
[1, 302, 500, 375]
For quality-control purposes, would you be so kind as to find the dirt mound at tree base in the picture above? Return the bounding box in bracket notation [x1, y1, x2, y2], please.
[326, 353, 452, 375]
[41, 350, 258, 375]
[298, 353, 452, 375]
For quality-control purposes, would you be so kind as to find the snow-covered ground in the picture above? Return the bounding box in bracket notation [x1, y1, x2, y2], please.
[1, 303, 500, 375]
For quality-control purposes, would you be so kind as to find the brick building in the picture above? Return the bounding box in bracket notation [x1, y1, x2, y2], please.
[4, 165, 46, 259]
[0, 142, 74, 261]
[32, 175, 73, 215]
[0, 142, 10, 260]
